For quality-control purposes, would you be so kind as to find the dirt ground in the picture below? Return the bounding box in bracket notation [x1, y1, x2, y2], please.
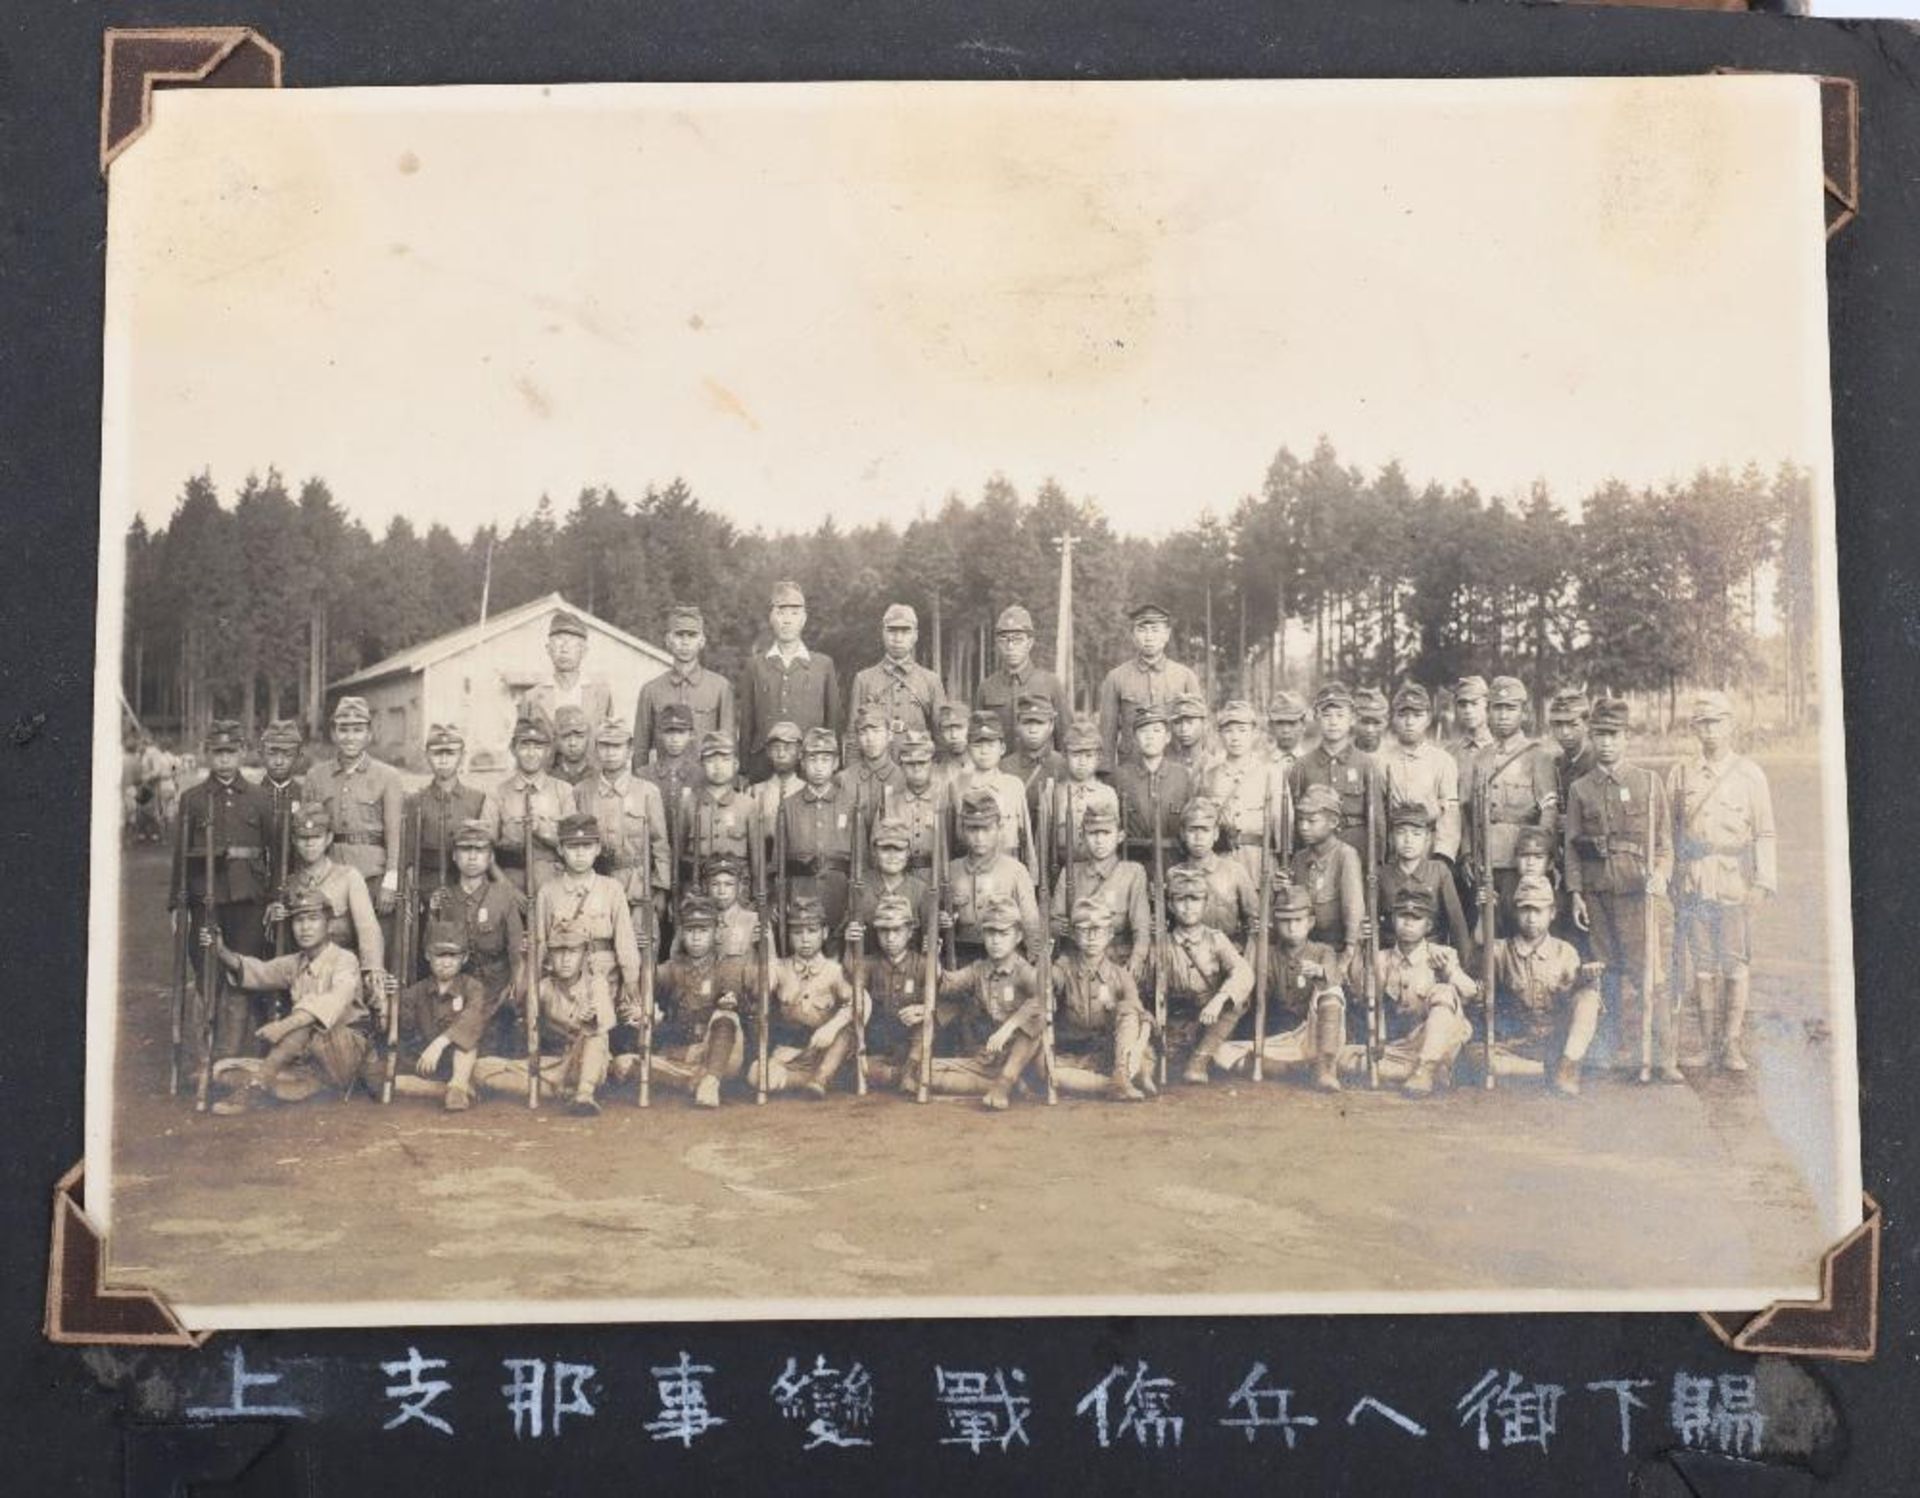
[103, 758, 1846, 1319]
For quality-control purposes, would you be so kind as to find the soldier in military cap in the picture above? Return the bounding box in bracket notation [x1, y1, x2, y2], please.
[476, 917, 617, 1116]
[1051, 801, 1151, 979]
[748, 895, 861, 1099]
[844, 817, 929, 931]
[409, 722, 496, 892]
[1508, 825, 1561, 930]
[1462, 676, 1560, 920]
[257, 718, 308, 900]
[1377, 800, 1474, 963]
[1200, 700, 1289, 885]
[739, 580, 842, 781]
[1112, 703, 1193, 869]
[172, 719, 277, 1057]
[270, 803, 386, 981]
[911, 897, 1047, 1110]
[1046, 715, 1121, 863]
[1447, 675, 1494, 783]
[1547, 688, 1596, 812]
[201, 886, 377, 1115]
[932, 701, 973, 800]
[530, 814, 644, 1040]
[523, 608, 614, 742]
[305, 695, 405, 921]
[494, 714, 575, 897]
[1096, 601, 1205, 772]
[1378, 683, 1462, 862]
[1173, 797, 1260, 949]
[429, 818, 525, 1045]
[844, 702, 903, 820]
[1353, 884, 1477, 1097]
[749, 719, 805, 833]
[1264, 690, 1309, 770]
[1044, 897, 1154, 1101]
[979, 604, 1072, 750]
[579, 718, 672, 933]
[548, 705, 595, 788]
[1214, 882, 1347, 1092]
[1288, 783, 1367, 962]
[1160, 863, 1256, 1085]
[638, 701, 702, 811]
[943, 786, 1044, 965]
[1668, 689, 1774, 1074]
[695, 853, 760, 961]
[677, 730, 754, 893]
[386, 920, 496, 1112]
[1002, 693, 1067, 813]
[849, 602, 948, 744]
[1288, 681, 1383, 857]
[850, 894, 929, 1093]
[636, 603, 734, 767]
[1168, 693, 1213, 777]
[1352, 687, 1391, 755]
[1485, 876, 1605, 1095]
[954, 710, 1033, 866]
[884, 729, 944, 874]
[776, 726, 860, 939]
[642, 894, 753, 1108]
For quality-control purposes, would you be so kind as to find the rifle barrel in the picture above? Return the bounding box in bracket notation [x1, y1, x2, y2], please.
[194, 800, 217, 1113]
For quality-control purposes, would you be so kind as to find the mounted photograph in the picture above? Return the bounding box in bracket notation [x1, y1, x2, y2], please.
[88, 75, 1858, 1328]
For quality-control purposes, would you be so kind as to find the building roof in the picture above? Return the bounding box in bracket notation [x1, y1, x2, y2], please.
[330, 592, 673, 690]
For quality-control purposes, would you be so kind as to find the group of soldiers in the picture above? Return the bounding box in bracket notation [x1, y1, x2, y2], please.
[165, 586, 1778, 1118]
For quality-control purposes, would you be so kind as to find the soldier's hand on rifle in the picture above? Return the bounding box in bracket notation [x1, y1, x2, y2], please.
[1299, 959, 1325, 982]
[937, 910, 955, 932]
[416, 1035, 449, 1078]
[197, 924, 217, 950]
[380, 970, 400, 999]
[1646, 874, 1667, 899]
[1359, 916, 1375, 943]
[898, 1002, 926, 1028]
[375, 883, 397, 917]
[982, 1023, 1013, 1058]
[843, 920, 865, 947]
[1579, 961, 1607, 985]
[1570, 892, 1591, 932]
[265, 899, 289, 926]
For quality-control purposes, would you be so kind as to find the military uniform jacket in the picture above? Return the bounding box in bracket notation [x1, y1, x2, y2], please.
[653, 953, 753, 1042]
[285, 857, 385, 971]
[851, 871, 930, 928]
[1201, 756, 1288, 851]
[1162, 922, 1255, 1014]
[771, 954, 853, 1038]
[536, 970, 616, 1045]
[1288, 741, 1383, 848]
[936, 955, 1043, 1044]
[883, 781, 944, 869]
[1178, 854, 1260, 946]
[1004, 749, 1068, 816]
[1096, 655, 1204, 770]
[781, 780, 858, 875]
[1050, 954, 1143, 1046]
[1564, 763, 1672, 896]
[635, 665, 734, 767]
[1169, 741, 1215, 781]
[750, 771, 802, 840]
[408, 780, 496, 883]
[952, 767, 1032, 859]
[859, 949, 923, 1056]
[1378, 857, 1474, 967]
[715, 902, 759, 961]
[579, 772, 671, 900]
[1042, 777, 1120, 860]
[1667, 753, 1777, 905]
[639, 753, 701, 817]
[1052, 857, 1152, 969]
[173, 773, 275, 905]
[677, 782, 754, 878]
[234, 942, 369, 1033]
[434, 876, 525, 991]
[493, 771, 576, 867]
[739, 643, 842, 761]
[978, 663, 1071, 750]
[849, 657, 947, 741]
[1493, 934, 1583, 1041]
[947, 853, 1043, 954]
[1380, 740, 1463, 862]
[398, 973, 495, 1057]
[1288, 838, 1366, 952]
[1260, 939, 1343, 1029]
[1355, 940, 1476, 1036]
[550, 758, 595, 790]
[843, 757, 902, 823]
[260, 775, 308, 890]
[305, 754, 406, 882]
[1463, 736, 1559, 870]
[1555, 739, 1598, 811]
[533, 872, 643, 995]
[523, 678, 615, 740]
[1448, 729, 1494, 790]
[1111, 759, 1192, 853]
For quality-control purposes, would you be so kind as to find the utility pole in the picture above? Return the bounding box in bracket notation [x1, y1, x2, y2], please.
[1053, 532, 1077, 714]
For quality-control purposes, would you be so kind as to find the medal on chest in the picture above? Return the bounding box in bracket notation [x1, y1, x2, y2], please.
[451, 993, 465, 1013]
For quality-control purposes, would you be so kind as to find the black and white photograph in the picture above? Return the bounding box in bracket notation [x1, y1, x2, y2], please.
[88, 75, 1859, 1328]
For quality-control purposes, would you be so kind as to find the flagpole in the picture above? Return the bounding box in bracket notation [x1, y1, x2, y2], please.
[1053, 532, 1077, 714]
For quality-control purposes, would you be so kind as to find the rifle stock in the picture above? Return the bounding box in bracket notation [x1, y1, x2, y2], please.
[638, 810, 655, 1107]
[272, 794, 292, 958]
[1476, 768, 1497, 1091]
[524, 793, 542, 1108]
[194, 801, 217, 1113]
[1251, 780, 1274, 1083]
[1149, 784, 1168, 1090]
[918, 796, 944, 1103]
[848, 798, 868, 1096]
[1363, 766, 1381, 1090]
[759, 803, 778, 1104]
[382, 805, 415, 1105]
[1037, 779, 1057, 1105]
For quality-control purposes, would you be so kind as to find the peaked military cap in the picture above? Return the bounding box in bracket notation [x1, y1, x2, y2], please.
[703, 852, 743, 880]
[769, 580, 806, 607]
[1272, 881, 1314, 918]
[330, 697, 372, 725]
[1215, 700, 1256, 728]
[425, 920, 468, 955]
[1391, 682, 1432, 714]
[1513, 826, 1554, 857]
[1130, 703, 1169, 730]
[205, 718, 245, 750]
[882, 603, 918, 628]
[936, 702, 972, 730]
[1181, 796, 1222, 827]
[511, 715, 551, 746]
[547, 919, 591, 950]
[1453, 675, 1489, 704]
[666, 604, 704, 632]
[1353, 687, 1390, 721]
[871, 818, 913, 850]
[291, 805, 333, 837]
[1512, 876, 1557, 910]
[547, 610, 588, 639]
[1070, 896, 1115, 928]
[802, 727, 840, 755]
[552, 705, 590, 734]
[1063, 717, 1103, 751]
[1312, 681, 1354, 711]
[978, 897, 1022, 931]
[453, 818, 494, 848]
[1079, 802, 1119, 832]
[1171, 693, 1208, 721]
[556, 813, 602, 844]
[595, 717, 633, 745]
[959, 787, 1003, 825]
[678, 894, 718, 927]
[1128, 601, 1172, 625]
[1547, 688, 1591, 722]
[995, 605, 1035, 634]
[787, 895, 827, 928]
[968, 711, 1005, 743]
[425, 722, 465, 751]
[854, 702, 891, 730]
[1267, 690, 1309, 721]
[896, 729, 935, 761]
[1295, 783, 1344, 818]
[1388, 801, 1435, 830]
[1690, 689, 1734, 723]
[260, 718, 304, 751]
[1166, 865, 1210, 899]
[765, 720, 804, 745]
[658, 703, 695, 733]
[699, 730, 737, 759]
[285, 887, 330, 918]
[872, 895, 917, 929]
[1489, 676, 1529, 707]
[1390, 884, 1436, 919]
[1590, 696, 1631, 732]
[1015, 694, 1057, 723]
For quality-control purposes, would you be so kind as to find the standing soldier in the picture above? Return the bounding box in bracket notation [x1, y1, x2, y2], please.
[932, 702, 973, 800]
[1288, 783, 1366, 966]
[409, 724, 494, 896]
[1172, 798, 1260, 950]
[1203, 701, 1288, 885]
[1264, 690, 1309, 771]
[522, 609, 614, 738]
[738, 581, 842, 782]
[1447, 675, 1494, 784]
[783, 727, 860, 939]
[638, 703, 702, 810]
[1668, 690, 1776, 1074]
[953, 711, 1032, 866]
[1048, 716, 1121, 862]
[1378, 683, 1462, 863]
[258, 719, 307, 904]
[749, 720, 805, 833]
[494, 716, 575, 898]
[579, 718, 672, 930]
[1003, 695, 1067, 814]
[636, 604, 734, 767]
[305, 696, 405, 929]
[1289, 682, 1382, 856]
[548, 706, 595, 789]
[677, 731, 754, 891]
[1096, 602, 1204, 772]
[531, 814, 645, 1066]
[1168, 694, 1213, 778]
[1464, 676, 1560, 918]
[843, 704, 902, 821]
[1352, 687, 1391, 754]
[173, 720, 277, 1058]
[1052, 802, 1152, 980]
[943, 787, 1045, 965]
[1565, 697, 1675, 1081]
[979, 604, 1072, 750]
[1112, 704, 1192, 869]
[272, 805, 386, 981]
[429, 819, 525, 1047]
[1547, 688, 1596, 813]
[849, 603, 947, 744]
[885, 730, 944, 876]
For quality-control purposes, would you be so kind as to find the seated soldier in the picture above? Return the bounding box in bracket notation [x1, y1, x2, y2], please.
[1484, 875, 1604, 1096]
[388, 920, 496, 1112]
[641, 894, 751, 1108]
[474, 917, 617, 1116]
[1288, 782, 1365, 966]
[1046, 896, 1153, 1101]
[1215, 881, 1346, 1092]
[910, 897, 1046, 1111]
[202, 887, 376, 1115]
[702, 854, 759, 961]
[1351, 885, 1477, 1097]
[1159, 864, 1254, 1085]
[747, 896, 860, 1100]
[846, 894, 928, 1093]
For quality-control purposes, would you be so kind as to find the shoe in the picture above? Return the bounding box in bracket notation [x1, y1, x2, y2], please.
[1658, 1065, 1686, 1085]
[1403, 1061, 1437, 1098]
[982, 1087, 1011, 1111]
[1721, 1048, 1748, 1074]
[1134, 1068, 1160, 1099]
[567, 1094, 601, 1117]
[1108, 1076, 1146, 1102]
[693, 1075, 721, 1109]
[803, 1081, 830, 1101]
[211, 1080, 265, 1116]
[1312, 1056, 1342, 1093]
[1550, 1058, 1581, 1097]
[443, 1083, 473, 1112]
[1182, 1055, 1211, 1085]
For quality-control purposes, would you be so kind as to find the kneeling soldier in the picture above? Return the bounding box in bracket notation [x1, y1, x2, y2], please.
[388, 920, 496, 1111]
[532, 813, 644, 1031]
[1488, 876, 1604, 1096]
[914, 898, 1046, 1110]
[1161, 864, 1254, 1084]
[430, 818, 525, 1048]
[203, 887, 375, 1114]
[748, 896, 860, 1099]
[1047, 897, 1153, 1101]
[645, 894, 751, 1108]
[1355, 884, 1476, 1097]
[475, 918, 616, 1115]
[846, 895, 927, 1092]
[1215, 882, 1346, 1091]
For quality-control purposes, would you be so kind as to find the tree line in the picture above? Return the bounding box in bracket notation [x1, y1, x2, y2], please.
[123, 437, 1817, 744]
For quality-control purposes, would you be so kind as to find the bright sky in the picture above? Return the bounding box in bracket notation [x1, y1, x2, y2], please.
[105, 77, 1833, 540]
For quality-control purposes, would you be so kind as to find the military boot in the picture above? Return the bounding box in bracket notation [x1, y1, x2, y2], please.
[984, 1032, 1039, 1110]
[1550, 1056, 1581, 1097]
[1312, 1002, 1344, 1092]
[1681, 977, 1719, 1071]
[1403, 1060, 1438, 1097]
[1183, 1009, 1239, 1084]
[803, 1030, 853, 1100]
[1721, 970, 1751, 1073]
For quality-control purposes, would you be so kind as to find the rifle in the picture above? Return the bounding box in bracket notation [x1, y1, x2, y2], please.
[524, 790, 542, 1108]
[382, 804, 417, 1104]
[1362, 766, 1381, 1090]
[1640, 769, 1659, 1084]
[193, 801, 217, 1113]
[1149, 781, 1169, 1090]
[847, 795, 869, 1095]
[1251, 779, 1274, 1083]
[756, 804, 774, 1104]
[1474, 766, 1497, 1091]
[917, 795, 945, 1103]
[1037, 779, 1057, 1105]
[271, 792, 292, 958]
[690, 792, 705, 897]
[774, 795, 790, 960]
[168, 821, 190, 1096]
[637, 809, 656, 1107]
[938, 784, 958, 971]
